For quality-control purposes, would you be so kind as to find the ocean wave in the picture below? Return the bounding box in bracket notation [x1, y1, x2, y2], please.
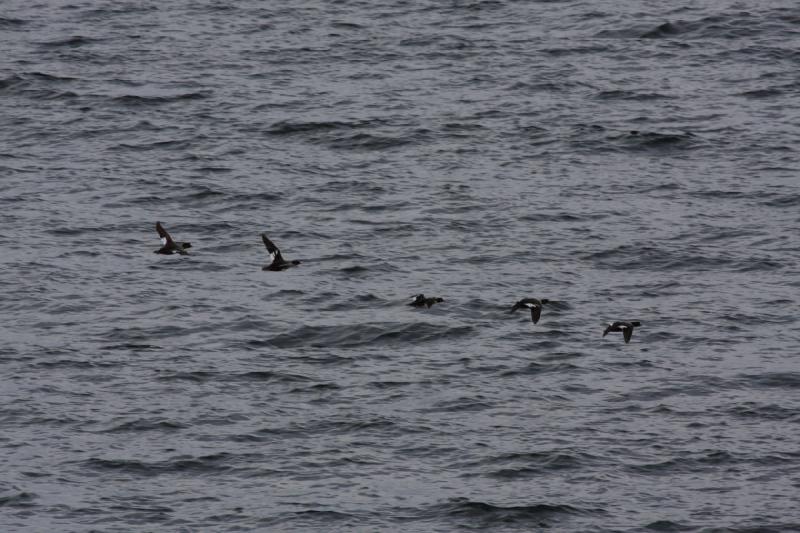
[99, 418, 187, 433]
[644, 519, 694, 531]
[763, 193, 800, 207]
[567, 124, 704, 154]
[596, 89, 675, 101]
[38, 35, 103, 47]
[422, 396, 494, 413]
[458, 450, 603, 479]
[326, 131, 423, 150]
[500, 361, 581, 377]
[600, 12, 790, 40]
[230, 415, 410, 442]
[411, 497, 606, 526]
[640, 21, 684, 39]
[626, 449, 800, 476]
[726, 402, 800, 421]
[110, 138, 200, 151]
[0, 71, 79, 102]
[324, 261, 401, 278]
[0, 17, 27, 28]
[622, 130, 702, 151]
[259, 509, 361, 529]
[266, 322, 474, 349]
[584, 243, 782, 272]
[318, 293, 392, 311]
[112, 92, 212, 106]
[156, 370, 314, 384]
[32, 358, 119, 369]
[0, 490, 36, 508]
[738, 372, 800, 390]
[83, 453, 252, 476]
[265, 119, 372, 135]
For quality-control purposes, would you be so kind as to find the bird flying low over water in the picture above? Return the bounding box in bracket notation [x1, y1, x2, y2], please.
[155, 221, 191, 255]
[261, 233, 300, 271]
[409, 294, 444, 308]
[602, 321, 641, 344]
[510, 298, 550, 324]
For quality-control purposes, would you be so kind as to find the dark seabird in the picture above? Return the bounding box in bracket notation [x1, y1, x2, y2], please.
[409, 294, 444, 308]
[262, 233, 300, 271]
[155, 221, 191, 255]
[602, 321, 641, 344]
[510, 298, 550, 324]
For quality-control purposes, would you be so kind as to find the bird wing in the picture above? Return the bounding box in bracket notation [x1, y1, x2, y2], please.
[261, 233, 283, 264]
[156, 222, 174, 245]
[622, 326, 633, 344]
[530, 305, 541, 324]
[602, 325, 612, 337]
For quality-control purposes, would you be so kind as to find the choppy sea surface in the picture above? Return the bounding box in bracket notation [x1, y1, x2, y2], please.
[2, 1, 800, 531]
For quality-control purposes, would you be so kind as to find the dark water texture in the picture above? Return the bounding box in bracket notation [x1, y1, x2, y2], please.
[2, 0, 800, 531]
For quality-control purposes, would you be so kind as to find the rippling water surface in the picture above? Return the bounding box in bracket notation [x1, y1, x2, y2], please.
[2, 1, 800, 531]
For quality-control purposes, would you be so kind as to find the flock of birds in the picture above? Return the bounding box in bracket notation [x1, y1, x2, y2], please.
[154, 221, 643, 344]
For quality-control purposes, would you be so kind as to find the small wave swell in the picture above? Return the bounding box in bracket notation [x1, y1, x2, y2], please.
[412, 497, 605, 527]
[265, 322, 473, 349]
[112, 92, 211, 106]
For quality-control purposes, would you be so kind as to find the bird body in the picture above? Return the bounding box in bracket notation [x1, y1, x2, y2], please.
[510, 298, 550, 324]
[154, 222, 191, 255]
[602, 321, 641, 344]
[409, 294, 444, 308]
[261, 233, 300, 271]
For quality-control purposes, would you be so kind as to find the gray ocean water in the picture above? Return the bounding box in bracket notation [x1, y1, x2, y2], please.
[2, 1, 800, 531]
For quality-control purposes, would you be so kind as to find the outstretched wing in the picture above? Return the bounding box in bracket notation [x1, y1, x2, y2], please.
[261, 233, 283, 264]
[530, 305, 542, 324]
[622, 326, 633, 344]
[602, 325, 612, 337]
[156, 221, 173, 246]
